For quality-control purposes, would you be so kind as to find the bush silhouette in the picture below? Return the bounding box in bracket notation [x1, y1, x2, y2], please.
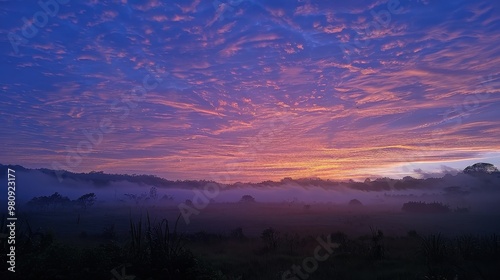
[402, 201, 450, 213]
[239, 195, 256, 203]
[76, 193, 97, 210]
[348, 199, 363, 206]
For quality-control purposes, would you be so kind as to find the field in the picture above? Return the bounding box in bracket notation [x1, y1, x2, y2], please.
[2, 202, 500, 279]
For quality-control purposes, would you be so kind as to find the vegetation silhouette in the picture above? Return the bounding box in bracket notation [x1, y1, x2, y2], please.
[402, 201, 451, 213]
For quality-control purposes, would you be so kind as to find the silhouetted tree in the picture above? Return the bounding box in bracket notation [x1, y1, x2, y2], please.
[26, 192, 70, 209]
[370, 227, 385, 260]
[49, 192, 71, 207]
[239, 195, 256, 203]
[26, 195, 50, 209]
[124, 193, 147, 205]
[402, 201, 450, 213]
[348, 199, 363, 206]
[149, 186, 158, 200]
[464, 163, 499, 175]
[76, 193, 97, 210]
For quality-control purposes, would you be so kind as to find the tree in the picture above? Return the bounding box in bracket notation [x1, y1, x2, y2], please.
[239, 195, 256, 203]
[348, 199, 363, 206]
[149, 186, 158, 200]
[402, 201, 450, 213]
[369, 227, 385, 260]
[76, 193, 97, 210]
[124, 193, 147, 205]
[48, 192, 71, 207]
[26, 192, 70, 209]
[464, 163, 499, 175]
[26, 195, 50, 209]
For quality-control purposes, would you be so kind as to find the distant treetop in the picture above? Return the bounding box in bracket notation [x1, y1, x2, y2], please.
[463, 163, 499, 175]
[348, 199, 363, 206]
[239, 195, 256, 203]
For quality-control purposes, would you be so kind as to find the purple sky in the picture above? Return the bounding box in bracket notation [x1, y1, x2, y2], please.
[1, 0, 499, 182]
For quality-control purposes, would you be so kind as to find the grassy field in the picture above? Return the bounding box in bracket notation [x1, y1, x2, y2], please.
[1, 203, 500, 279]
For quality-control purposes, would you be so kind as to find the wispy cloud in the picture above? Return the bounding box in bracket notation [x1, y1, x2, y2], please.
[1, 0, 499, 182]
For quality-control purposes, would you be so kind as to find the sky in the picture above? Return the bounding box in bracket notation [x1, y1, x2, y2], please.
[0, 0, 499, 183]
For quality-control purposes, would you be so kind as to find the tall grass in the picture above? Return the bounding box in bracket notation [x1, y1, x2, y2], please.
[421, 234, 447, 264]
[145, 213, 185, 267]
[455, 234, 476, 260]
[479, 234, 499, 260]
[128, 212, 193, 276]
[421, 234, 458, 280]
[369, 226, 385, 260]
[129, 213, 143, 258]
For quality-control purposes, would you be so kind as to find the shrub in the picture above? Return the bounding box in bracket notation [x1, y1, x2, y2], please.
[239, 195, 256, 203]
[421, 234, 447, 264]
[128, 213, 198, 277]
[348, 199, 363, 206]
[369, 227, 384, 260]
[402, 201, 450, 213]
[76, 193, 97, 210]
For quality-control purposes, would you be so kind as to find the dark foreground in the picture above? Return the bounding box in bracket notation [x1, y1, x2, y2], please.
[1, 204, 500, 279]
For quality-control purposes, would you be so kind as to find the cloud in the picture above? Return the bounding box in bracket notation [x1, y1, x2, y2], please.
[0, 0, 499, 182]
[413, 165, 461, 179]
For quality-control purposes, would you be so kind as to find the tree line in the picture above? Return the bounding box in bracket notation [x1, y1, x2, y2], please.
[26, 192, 96, 210]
